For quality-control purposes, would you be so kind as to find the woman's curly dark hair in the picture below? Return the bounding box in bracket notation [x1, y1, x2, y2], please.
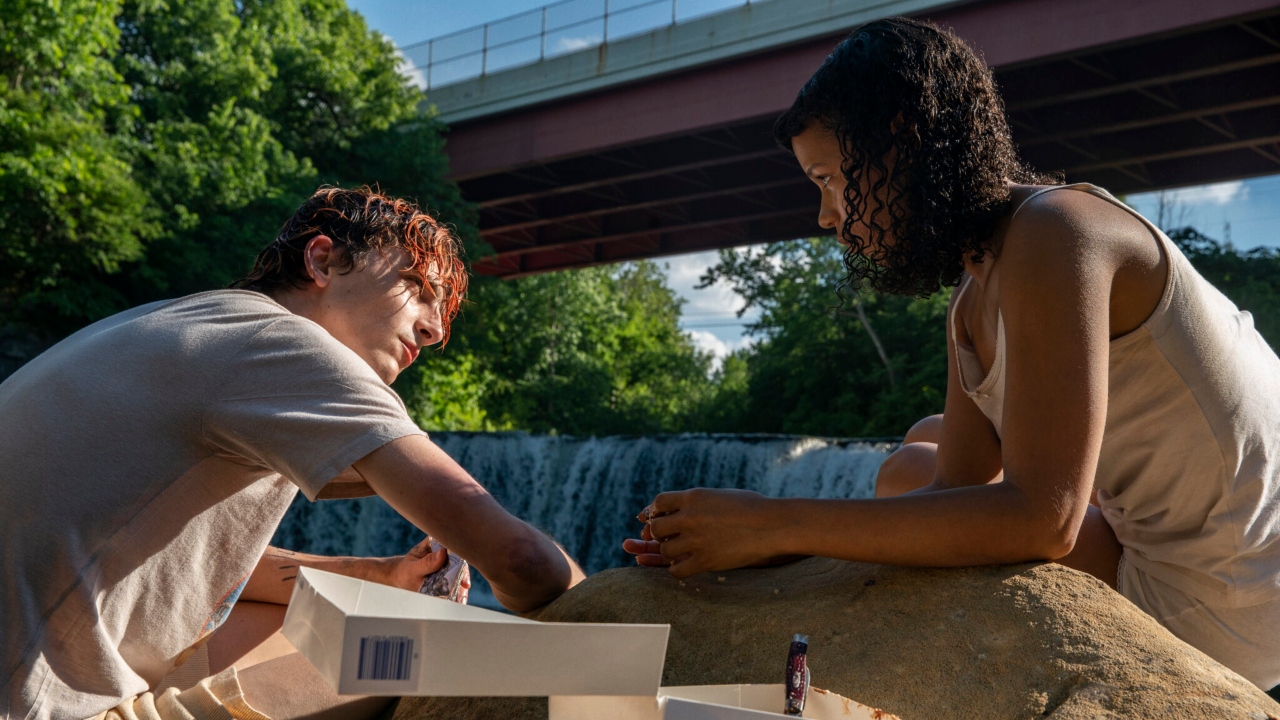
[774, 17, 1058, 297]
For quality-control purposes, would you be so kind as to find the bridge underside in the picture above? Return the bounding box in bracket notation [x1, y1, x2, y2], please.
[450, 4, 1280, 277]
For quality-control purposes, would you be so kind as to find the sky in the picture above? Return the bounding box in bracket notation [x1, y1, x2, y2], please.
[349, 0, 1280, 362]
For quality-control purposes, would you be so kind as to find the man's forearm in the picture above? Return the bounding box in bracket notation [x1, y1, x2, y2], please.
[355, 436, 586, 613]
[241, 546, 395, 605]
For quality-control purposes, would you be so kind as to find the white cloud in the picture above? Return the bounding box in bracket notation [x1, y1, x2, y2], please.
[661, 250, 755, 321]
[685, 330, 755, 371]
[393, 46, 428, 90]
[657, 249, 762, 373]
[687, 329, 731, 358]
[1132, 180, 1249, 208]
[555, 36, 597, 53]
[1174, 180, 1249, 206]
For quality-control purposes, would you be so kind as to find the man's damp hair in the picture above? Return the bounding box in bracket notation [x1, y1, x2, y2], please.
[233, 186, 468, 341]
[773, 17, 1059, 297]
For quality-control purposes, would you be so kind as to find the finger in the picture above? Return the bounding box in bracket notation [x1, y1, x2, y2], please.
[640, 524, 654, 541]
[422, 548, 448, 575]
[622, 538, 661, 555]
[633, 553, 670, 567]
[659, 535, 692, 559]
[454, 566, 472, 605]
[650, 491, 686, 516]
[407, 536, 435, 560]
[647, 514, 683, 541]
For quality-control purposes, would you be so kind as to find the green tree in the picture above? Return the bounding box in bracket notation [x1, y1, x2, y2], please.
[2, 0, 474, 379]
[608, 262, 717, 432]
[397, 262, 714, 435]
[109, 0, 472, 305]
[395, 351, 495, 431]
[0, 0, 152, 333]
[697, 238, 950, 437]
[112, 0, 303, 300]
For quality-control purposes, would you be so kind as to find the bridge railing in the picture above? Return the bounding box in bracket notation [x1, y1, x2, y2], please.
[401, 0, 765, 90]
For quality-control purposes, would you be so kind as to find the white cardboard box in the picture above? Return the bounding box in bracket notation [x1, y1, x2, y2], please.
[550, 684, 897, 720]
[282, 567, 670, 697]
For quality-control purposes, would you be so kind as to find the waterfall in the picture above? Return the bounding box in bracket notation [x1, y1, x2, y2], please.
[272, 432, 894, 606]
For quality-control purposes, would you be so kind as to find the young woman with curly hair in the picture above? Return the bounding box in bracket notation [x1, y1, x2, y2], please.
[624, 17, 1280, 688]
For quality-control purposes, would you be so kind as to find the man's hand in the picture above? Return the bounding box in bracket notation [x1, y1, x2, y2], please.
[621, 488, 787, 579]
[241, 540, 472, 606]
[386, 537, 472, 604]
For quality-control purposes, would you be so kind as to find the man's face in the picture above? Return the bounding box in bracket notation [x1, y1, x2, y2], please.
[307, 244, 445, 384]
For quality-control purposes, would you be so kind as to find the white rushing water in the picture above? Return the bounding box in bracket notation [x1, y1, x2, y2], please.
[272, 432, 894, 604]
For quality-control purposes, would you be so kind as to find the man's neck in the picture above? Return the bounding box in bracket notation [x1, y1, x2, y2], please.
[268, 289, 313, 321]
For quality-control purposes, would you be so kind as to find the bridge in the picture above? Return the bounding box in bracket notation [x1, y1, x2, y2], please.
[417, 0, 1280, 278]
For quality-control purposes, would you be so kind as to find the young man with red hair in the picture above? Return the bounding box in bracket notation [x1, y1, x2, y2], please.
[2, 188, 584, 720]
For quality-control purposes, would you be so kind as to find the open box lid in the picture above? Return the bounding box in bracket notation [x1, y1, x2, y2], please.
[282, 567, 670, 697]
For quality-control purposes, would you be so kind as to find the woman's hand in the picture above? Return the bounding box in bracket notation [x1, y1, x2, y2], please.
[621, 488, 784, 579]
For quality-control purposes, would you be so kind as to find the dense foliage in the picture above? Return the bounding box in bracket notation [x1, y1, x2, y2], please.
[400, 239, 949, 438]
[0, 0, 715, 437]
[397, 262, 713, 435]
[1, 0, 149, 331]
[1, 0, 468, 336]
[4, 2, 1277, 440]
[694, 238, 950, 437]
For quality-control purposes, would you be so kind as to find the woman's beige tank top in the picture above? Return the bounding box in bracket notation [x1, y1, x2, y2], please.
[949, 183, 1280, 607]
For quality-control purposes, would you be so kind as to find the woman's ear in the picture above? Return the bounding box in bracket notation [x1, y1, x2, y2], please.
[302, 235, 337, 289]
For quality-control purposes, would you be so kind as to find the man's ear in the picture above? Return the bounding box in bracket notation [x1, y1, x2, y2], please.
[302, 235, 338, 289]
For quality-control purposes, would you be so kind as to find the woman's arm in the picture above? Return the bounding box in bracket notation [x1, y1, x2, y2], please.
[640, 197, 1113, 579]
[908, 278, 1005, 495]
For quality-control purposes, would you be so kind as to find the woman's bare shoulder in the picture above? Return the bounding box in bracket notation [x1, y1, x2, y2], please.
[1001, 186, 1152, 277]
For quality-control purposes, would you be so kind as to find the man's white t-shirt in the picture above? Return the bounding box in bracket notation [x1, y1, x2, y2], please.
[0, 291, 426, 720]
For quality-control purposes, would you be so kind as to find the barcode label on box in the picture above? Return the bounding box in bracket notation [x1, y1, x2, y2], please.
[357, 635, 415, 681]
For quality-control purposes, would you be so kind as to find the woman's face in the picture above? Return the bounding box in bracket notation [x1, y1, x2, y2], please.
[790, 123, 894, 254]
[791, 124, 849, 242]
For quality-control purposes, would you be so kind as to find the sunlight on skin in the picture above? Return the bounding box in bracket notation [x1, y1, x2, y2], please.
[620, 119, 1168, 587]
[270, 236, 446, 385]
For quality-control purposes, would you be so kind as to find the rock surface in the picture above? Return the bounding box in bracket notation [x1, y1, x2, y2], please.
[394, 559, 1280, 719]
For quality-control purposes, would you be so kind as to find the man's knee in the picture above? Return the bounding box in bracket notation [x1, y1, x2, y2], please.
[875, 442, 937, 498]
[239, 652, 394, 720]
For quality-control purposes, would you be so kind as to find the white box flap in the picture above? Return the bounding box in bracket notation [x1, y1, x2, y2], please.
[284, 567, 670, 697]
[550, 684, 898, 720]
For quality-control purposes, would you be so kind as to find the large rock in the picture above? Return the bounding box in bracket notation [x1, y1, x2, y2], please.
[394, 559, 1280, 719]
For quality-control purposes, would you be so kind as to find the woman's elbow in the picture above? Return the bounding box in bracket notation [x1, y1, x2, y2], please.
[1028, 520, 1081, 562]
[1008, 483, 1089, 562]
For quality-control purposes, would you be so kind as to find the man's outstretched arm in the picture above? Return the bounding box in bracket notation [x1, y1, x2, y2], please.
[240, 540, 454, 605]
[353, 434, 585, 612]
